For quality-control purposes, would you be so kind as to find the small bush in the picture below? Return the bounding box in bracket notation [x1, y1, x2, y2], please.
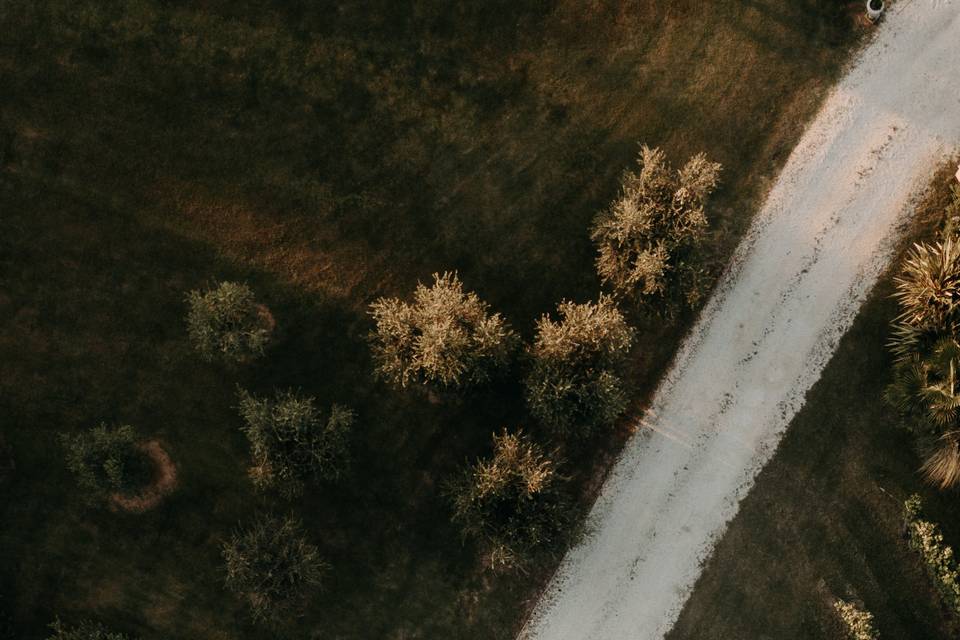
[833, 599, 879, 640]
[525, 295, 635, 436]
[223, 515, 327, 623]
[186, 281, 273, 363]
[449, 430, 571, 571]
[60, 424, 149, 503]
[903, 494, 960, 617]
[369, 272, 517, 392]
[237, 388, 353, 497]
[47, 619, 133, 640]
[591, 145, 721, 316]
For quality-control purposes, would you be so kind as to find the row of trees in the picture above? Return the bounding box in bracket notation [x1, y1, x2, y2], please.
[369, 273, 636, 438]
[187, 284, 351, 622]
[886, 185, 960, 489]
[364, 146, 721, 569]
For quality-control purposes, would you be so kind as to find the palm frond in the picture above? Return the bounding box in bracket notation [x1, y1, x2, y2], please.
[921, 431, 960, 489]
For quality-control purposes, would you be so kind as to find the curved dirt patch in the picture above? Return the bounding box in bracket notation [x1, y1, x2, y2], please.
[111, 440, 178, 513]
[522, 4, 960, 640]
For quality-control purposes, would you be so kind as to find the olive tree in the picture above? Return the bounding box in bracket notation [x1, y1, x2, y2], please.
[60, 424, 149, 503]
[449, 430, 570, 571]
[237, 388, 353, 496]
[186, 281, 273, 363]
[47, 619, 132, 640]
[369, 272, 517, 392]
[223, 515, 326, 623]
[591, 145, 721, 315]
[525, 295, 635, 436]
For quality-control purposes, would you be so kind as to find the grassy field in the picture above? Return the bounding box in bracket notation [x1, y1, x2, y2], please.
[0, 2, 860, 638]
[668, 163, 960, 640]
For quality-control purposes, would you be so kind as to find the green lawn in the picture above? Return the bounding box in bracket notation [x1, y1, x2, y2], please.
[0, 2, 859, 638]
[668, 163, 960, 640]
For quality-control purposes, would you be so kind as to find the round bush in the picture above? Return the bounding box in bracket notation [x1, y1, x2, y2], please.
[369, 272, 517, 392]
[237, 388, 354, 497]
[223, 515, 326, 623]
[186, 281, 273, 363]
[525, 295, 635, 436]
[449, 430, 571, 571]
[60, 424, 150, 503]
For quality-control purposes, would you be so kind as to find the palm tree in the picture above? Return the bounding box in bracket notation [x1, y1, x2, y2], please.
[893, 238, 960, 329]
[886, 336, 960, 430]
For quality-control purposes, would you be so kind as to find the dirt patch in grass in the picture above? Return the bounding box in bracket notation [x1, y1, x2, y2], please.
[668, 162, 960, 640]
[110, 441, 178, 514]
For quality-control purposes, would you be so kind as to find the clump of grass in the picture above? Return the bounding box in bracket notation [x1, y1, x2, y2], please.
[46, 619, 133, 640]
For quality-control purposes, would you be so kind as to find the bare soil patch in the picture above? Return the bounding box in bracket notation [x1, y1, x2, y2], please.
[111, 441, 178, 513]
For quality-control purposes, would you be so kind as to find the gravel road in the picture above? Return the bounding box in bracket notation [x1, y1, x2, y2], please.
[521, 3, 960, 638]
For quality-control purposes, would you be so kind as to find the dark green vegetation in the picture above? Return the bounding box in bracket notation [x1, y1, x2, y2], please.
[449, 430, 571, 572]
[0, 1, 857, 638]
[525, 296, 635, 436]
[237, 388, 353, 496]
[60, 424, 151, 504]
[48, 620, 130, 640]
[46, 619, 133, 640]
[886, 186, 960, 489]
[186, 281, 274, 364]
[903, 495, 960, 618]
[222, 515, 327, 624]
[668, 164, 960, 640]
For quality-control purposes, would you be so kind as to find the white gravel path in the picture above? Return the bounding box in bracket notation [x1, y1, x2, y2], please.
[520, 2, 960, 638]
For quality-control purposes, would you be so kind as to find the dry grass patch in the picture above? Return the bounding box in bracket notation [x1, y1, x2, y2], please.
[110, 441, 178, 514]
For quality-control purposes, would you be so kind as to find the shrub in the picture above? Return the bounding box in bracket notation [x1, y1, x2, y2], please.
[525, 295, 636, 436]
[903, 494, 960, 617]
[186, 281, 273, 363]
[449, 430, 571, 571]
[887, 235, 960, 489]
[47, 619, 133, 640]
[369, 272, 517, 392]
[833, 599, 879, 640]
[223, 515, 326, 623]
[60, 424, 149, 503]
[893, 239, 960, 330]
[885, 336, 960, 432]
[591, 145, 721, 315]
[236, 388, 353, 496]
